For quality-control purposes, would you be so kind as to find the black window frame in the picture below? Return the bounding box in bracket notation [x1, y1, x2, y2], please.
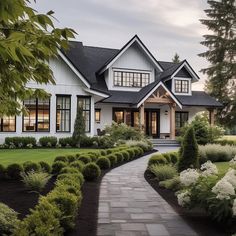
[56, 95, 71, 133]
[95, 109, 101, 124]
[174, 79, 189, 93]
[23, 98, 50, 132]
[0, 116, 16, 132]
[175, 111, 189, 130]
[112, 108, 125, 124]
[77, 96, 91, 133]
[114, 71, 150, 88]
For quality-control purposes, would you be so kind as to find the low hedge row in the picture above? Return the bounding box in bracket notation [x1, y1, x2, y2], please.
[14, 167, 84, 235]
[0, 161, 51, 180]
[148, 152, 179, 166]
[213, 139, 236, 146]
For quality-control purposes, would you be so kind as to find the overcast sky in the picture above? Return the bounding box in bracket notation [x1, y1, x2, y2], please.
[31, 0, 210, 90]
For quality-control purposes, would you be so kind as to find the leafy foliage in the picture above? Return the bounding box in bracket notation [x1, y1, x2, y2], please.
[83, 163, 101, 181]
[149, 164, 177, 181]
[6, 163, 23, 179]
[96, 157, 111, 169]
[199, 0, 236, 127]
[0, 0, 75, 116]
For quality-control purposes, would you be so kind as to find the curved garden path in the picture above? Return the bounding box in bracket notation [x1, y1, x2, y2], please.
[97, 147, 198, 236]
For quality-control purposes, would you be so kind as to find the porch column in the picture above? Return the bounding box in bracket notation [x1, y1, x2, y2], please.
[170, 103, 176, 140]
[209, 109, 215, 126]
[139, 103, 145, 131]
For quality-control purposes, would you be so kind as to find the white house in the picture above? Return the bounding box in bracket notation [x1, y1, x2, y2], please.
[0, 35, 222, 143]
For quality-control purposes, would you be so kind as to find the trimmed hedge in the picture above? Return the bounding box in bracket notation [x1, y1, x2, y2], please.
[5, 137, 36, 148]
[39, 136, 57, 147]
[23, 161, 41, 173]
[148, 154, 167, 166]
[6, 163, 23, 179]
[39, 161, 52, 173]
[52, 161, 67, 175]
[83, 163, 101, 181]
[96, 157, 111, 169]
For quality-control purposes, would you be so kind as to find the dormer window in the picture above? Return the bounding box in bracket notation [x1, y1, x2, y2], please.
[174, 79, 189, 93]
[114, 71, 150, 88]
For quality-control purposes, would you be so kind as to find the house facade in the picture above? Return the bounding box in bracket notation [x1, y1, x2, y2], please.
[0, 35, 222, 143]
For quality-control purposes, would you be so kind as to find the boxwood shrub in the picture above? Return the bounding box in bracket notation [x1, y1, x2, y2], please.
[0, 164, 5, 179]
[121, 151, 130, 161]
[114, 152, 124, 163]
[5, 137, 36, 148]
[39, 161, 52, 173]
[148, 154, 167, 166]
[78, 155, 92, 164]
[39, 136, 57, 147]
[60, 167, 80, 175]
[52, 161, 67, 175]
[23, 161, 41, 173]
[83, 163, 101, 181]
[106, 154, 117, 166]
[67, 155, 76, 163]
[59, 137, 75, 147]
[6, 163, 23, 179]
[57, 172, 84, 186]
[54, 156, 68, 163]
[96, 157, 111, 169]
[69, 160, 84, 172]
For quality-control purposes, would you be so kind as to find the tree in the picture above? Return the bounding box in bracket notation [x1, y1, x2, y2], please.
[199, 0, 236, 127]
[72, 106, 85, 147]
[0, 0, 75, 117]
[178, 126, 199, 172]
[172, 53, 181, 63]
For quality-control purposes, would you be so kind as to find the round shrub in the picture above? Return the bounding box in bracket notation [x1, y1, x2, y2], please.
[6, 163, 23, 179]
[57, 172, 84, 186]
[121, 151, 130, 161]
[148, 154, 167, 166]
[78, 155, 92, 164]
[39, 161, 52, 173]
[114, 152, 124, 163]
[137, 147, 144, 156]
[0, 164, 5, 179]
[60, 167, 80, 175]
[67, 155, 76, 163]
[70, 160, 84, 171]
[83, 163, 101, 181]
[100, 150, 107, 156]
[96, 157, 111, 169]
[86, 153, 98, 162]
[132, 148, 140, 157]
[52, 161, 67, 175]
[106, 149, 113, 155]
[0, 203, 19, 235]
[23, 161, 41, 173]
[54, 156, 68, 163]
[126, 149, 135, 160]
[169, 152, 179, 164]
[56, 178, 81, 196]
[107, 154, 117, 166]
[162, 153, 172, 163]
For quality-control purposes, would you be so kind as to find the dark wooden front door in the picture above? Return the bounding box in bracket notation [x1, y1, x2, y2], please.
[145, 109, 160, 138]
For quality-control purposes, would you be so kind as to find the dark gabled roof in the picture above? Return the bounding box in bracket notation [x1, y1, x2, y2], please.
[176, 91, 222, 107]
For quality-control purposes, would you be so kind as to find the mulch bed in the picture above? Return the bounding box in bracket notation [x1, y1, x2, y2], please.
[0, 177, 56, 219]
[144, 170, 235, 236]
[67, 150, 156, 236]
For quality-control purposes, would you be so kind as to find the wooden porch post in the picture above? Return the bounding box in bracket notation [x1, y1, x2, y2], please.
[209, 109, 215, 126]
[170, 103, 176, 140]
[139, 103, 145, 131]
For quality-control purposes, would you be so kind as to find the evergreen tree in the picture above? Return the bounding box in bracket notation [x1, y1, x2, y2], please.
[178, 126, 199, 172]
[73, 106, 85, 147]
[0, 0, 75, 116]
[199, 0, 236, 127]
[172, 53, 181, 63]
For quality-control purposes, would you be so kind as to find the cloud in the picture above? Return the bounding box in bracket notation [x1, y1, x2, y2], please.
[31, 0, 210, 90]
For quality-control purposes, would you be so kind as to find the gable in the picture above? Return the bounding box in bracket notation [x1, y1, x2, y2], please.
[175, 67, 192, 78]
[112, 42, 154, 71]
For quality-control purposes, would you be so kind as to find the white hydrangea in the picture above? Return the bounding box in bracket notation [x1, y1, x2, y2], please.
[180, 168, 200, 186]
[222, 168, 236, 188]
[212, 179, 235, 200]
[200, 161, 218, 176]
[177, 191, 191, 207]
[232, 199, 236, 216]
[229, 156, 236, 168]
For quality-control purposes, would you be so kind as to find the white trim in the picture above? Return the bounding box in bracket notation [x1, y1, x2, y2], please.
[171, 61, 199, 82]
[84, 88, 109, 98]
[172, 77, 192, 96]
[137, 81, 182, 109]
[99, 36, 163, 74]
[58, 51, 91, 88]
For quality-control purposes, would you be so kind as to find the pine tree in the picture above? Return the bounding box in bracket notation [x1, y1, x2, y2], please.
[178, 126, 199, 172]
[172, 53, 181, 63]
[199, 0, 236, 127]
[72, 106, 85, 147]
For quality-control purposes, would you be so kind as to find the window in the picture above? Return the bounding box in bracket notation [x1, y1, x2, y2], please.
[0, 117, 16, 132]
[114, 71, 150, 87]
[175, 112, 188, 130]
[77, 96, 91, 132]
[23, 98, 50, 132]
[56, 96, 71, 132]
[95, 109, 101, 123]
[175, 80, 189, 93]
[113, 110, 124, 124]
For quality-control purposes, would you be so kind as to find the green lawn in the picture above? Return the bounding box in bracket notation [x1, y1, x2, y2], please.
[214, 162, 230, 175]
[221, 135, 236, 141]
[0, 148, 96, 166]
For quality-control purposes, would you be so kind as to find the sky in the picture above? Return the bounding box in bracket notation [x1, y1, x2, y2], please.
[31, 0, 210, 90]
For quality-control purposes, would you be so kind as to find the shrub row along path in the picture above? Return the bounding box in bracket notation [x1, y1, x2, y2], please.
[97, 147, 197, 236]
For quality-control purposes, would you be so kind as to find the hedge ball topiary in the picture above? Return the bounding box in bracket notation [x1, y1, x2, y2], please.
[96, 157, 111, 169]
[69, 160, 84, 172]
[39, 161, 52, 173]
[6, 163, 23, 179]
[106, 154, 117, 166]
[23, 161, 41, 173]
[54, 156, 68, 163]
[67, 155, 76, 163]
[60, 167, 80, 174]
[148, 154, 167, 166]
[78, 155, 92, 164]
[121, 151, 130, 161]
[52, 161, 67, 175]
[114, 152, 124, 163]
[83, 163, 101, 181]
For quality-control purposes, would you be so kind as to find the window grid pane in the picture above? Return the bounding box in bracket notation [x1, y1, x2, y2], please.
[77, 97, 91, 132]
[57, 96, 71, 132]
[0, 116, 16, 132]
[175, 80, 189, 93]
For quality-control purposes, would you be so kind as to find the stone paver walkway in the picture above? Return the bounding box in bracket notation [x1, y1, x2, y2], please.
[97, 147, 198, 236]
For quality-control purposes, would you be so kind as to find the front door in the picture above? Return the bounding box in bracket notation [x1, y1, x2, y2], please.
[145, 110, 160, 138]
